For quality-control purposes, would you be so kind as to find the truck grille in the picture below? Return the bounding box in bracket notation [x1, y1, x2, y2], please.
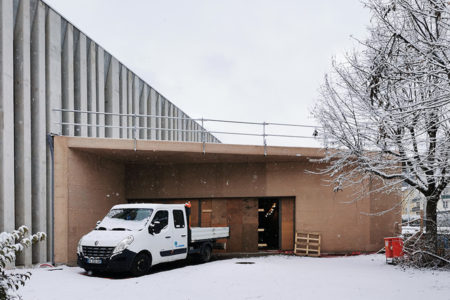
[82, 246, 114, 259]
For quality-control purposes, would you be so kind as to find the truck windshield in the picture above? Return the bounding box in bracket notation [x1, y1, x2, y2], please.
[97, 208, 153, 231]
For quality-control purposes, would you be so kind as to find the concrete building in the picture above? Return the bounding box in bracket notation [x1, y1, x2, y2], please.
[1, 0, 400, 266]
[0, 0, 217, 266]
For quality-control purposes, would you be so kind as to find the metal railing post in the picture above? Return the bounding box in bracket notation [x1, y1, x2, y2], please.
[263, 121, 267, 156]
[201, 117, 205, 154]
[133, 113, 137, 151]
[60, 109, 63, 135]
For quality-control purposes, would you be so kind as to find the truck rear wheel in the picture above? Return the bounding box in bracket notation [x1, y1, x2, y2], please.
[199, 245, 212, 263]
[130, 252, 151, 277]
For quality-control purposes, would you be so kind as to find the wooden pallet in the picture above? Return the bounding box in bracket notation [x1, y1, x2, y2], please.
[294, 232, 321, 257]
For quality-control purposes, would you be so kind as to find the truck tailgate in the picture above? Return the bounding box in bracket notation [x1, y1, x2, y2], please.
[191, 227, 229, 242]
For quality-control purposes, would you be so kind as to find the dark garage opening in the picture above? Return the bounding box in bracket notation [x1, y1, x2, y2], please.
[258, 198, 279, 250]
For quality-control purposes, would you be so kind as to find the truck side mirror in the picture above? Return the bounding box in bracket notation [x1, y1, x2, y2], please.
[149, 221, 161, 235]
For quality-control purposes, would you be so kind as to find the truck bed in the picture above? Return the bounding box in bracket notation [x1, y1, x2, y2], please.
[191, 227, 229, 242]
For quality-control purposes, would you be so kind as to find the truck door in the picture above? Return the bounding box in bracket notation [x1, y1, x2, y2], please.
[170, 209, 188, 261]
[150, 210, 172, 262]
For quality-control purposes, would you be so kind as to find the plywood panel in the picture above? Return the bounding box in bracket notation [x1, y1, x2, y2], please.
[189, 200, 199, 227]
[201, 199, 212, 227]
[281, 197, 295, 250]
[242, 198, 258, 252]
[226, 199, 242, 252]
[211, 199, 227, 227]
[242, 223, 258, 252]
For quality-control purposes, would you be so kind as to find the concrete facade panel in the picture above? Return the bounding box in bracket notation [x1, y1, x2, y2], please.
[119, 65, 127, 139]
[156, 94, 161, 140]
[149, 88, 156, 140]
[61, 23, 74, 136]
[126, 71, 133, 138]
[31, 0, 47, 263]
[132, 75, 139, 139]
[74, 32, 88, 137]
[87, 40, 97, 137]
[45, 8, 61, 261]
[139, 84, 147, 139]
[0, 0, 15, 233]
[105, 57, 120, 138]
[96, 46, 105, 138]
[14, 0, 32, 266]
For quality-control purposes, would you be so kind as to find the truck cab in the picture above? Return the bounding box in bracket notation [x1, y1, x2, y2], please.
[77, 203, 229, 276]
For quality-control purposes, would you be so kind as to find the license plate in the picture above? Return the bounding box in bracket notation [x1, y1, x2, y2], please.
[87, 258, 102, 264]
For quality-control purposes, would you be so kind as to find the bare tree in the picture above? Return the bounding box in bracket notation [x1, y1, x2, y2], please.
[313, 0, 450, 251]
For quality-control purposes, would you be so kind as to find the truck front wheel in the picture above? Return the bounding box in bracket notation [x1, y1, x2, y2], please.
[130, 252, 151, 277]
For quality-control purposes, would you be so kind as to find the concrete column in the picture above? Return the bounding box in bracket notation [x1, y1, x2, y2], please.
[132, 75, 139, 139]
[156, 94, 161, 140]
[0, 0, 15, 234]
[194, 123, 199, 142]
[166, 103, 171, 141]
[182, 113, 187, 141]
[148, 88, 156, 140]
[194, 122, 198, 142]
[74, 31, 87, 137]
[96, 46, 105, 137]
[168, 104, 174, 141]
[173, 109, 178, 141]
[105, 56, 119, 138]
[126, 71, 133, 139]
[45, 9, 61, 136]
[145, 87, 152, 139]
[45, 8, 61, 262]
[187, 120, 192, 141]
[119, 65, 127, 138]
[87, 40, 97, 137]
[14, 0, 32, 266]
[61, 23, 74, 136]
[162, 98, 169, 140]
[177, 110, 182, 141]
[30, 0, 47, 264]
[139, 84, 147, 139]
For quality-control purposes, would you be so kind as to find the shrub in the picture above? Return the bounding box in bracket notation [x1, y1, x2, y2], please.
[0, 226, 46, 299]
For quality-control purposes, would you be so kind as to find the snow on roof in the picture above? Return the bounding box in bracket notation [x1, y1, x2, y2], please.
[111, 203, 186, 210]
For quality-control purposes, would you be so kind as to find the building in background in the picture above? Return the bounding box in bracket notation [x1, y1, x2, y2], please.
[401, 185, 450, 226]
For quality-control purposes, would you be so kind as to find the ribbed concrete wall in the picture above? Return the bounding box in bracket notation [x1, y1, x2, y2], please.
[0, 0, 219, 265]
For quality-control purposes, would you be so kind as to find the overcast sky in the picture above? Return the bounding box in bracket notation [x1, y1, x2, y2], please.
[43, 0, 370, 147]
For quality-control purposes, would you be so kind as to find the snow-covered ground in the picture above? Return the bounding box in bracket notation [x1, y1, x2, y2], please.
[20, 254, 449, 300]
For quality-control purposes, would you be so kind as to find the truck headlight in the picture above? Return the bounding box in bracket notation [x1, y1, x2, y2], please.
[112, 235, 134, 255]
[77, 238, 83, 254]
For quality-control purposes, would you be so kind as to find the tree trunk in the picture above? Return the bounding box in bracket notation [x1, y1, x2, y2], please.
[425, 196, 438, 253]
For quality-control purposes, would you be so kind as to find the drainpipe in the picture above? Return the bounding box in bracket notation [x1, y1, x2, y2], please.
[47, 133, 55, 266]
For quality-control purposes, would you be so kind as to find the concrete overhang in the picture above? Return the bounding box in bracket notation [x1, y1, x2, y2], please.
[62, 136, 326, 164]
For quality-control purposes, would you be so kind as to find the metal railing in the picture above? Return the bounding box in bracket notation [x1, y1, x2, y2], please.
[52, 108, 321, 154]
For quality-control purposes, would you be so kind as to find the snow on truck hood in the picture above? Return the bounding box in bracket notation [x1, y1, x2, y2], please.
[81, 230, 135, 247]
[96, 217, 148, 231]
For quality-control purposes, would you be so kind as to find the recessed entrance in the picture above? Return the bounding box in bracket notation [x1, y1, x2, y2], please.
[130, 197, 294, 253]
[258, 199, 280, 250]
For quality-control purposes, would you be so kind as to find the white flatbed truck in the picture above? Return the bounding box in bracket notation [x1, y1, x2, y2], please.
[77, 203, 229, 276]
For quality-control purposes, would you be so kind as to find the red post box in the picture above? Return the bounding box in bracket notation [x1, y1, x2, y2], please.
[384, 237, 404, 264]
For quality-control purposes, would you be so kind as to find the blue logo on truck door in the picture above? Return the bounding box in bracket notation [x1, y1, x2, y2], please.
[174, 241, 185, 248]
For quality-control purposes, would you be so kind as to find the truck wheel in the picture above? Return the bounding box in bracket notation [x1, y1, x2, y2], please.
[199, 245, 212, 263]
[130, 253, 151, 277]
